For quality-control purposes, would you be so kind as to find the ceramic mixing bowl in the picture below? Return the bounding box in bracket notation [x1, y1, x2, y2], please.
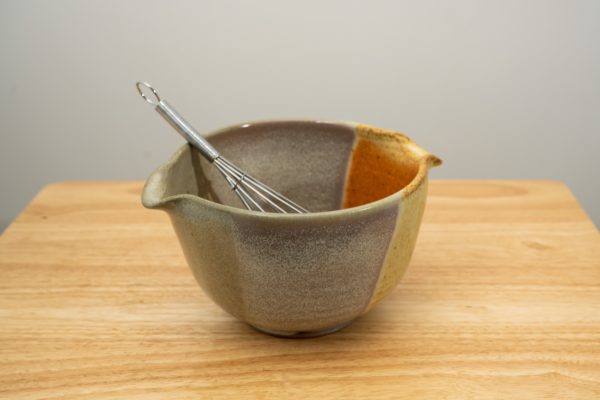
[142, 120, 441, 337]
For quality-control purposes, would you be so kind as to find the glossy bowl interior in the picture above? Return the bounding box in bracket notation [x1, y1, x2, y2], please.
[147, 120, 438, 213]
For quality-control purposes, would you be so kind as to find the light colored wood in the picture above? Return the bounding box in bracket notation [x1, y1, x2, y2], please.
[0, 180, 599, 399]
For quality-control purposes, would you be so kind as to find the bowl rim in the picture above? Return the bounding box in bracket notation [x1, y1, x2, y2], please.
[142, 119, 441, 220]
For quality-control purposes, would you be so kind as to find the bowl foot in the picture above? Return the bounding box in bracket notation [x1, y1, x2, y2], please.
[251, 320, 354, 338]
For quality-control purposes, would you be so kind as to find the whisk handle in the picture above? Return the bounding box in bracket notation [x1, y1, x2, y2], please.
[155, 100, 220, 162]
[136, 82, 220, 162]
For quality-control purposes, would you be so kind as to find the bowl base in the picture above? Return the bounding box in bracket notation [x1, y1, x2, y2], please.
[251, 320, 353, 338]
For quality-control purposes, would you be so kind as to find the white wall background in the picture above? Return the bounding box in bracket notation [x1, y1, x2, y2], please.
[1, 0, 599, 231]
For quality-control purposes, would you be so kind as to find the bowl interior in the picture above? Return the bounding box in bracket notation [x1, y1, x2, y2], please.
[163, 120, 422, 212]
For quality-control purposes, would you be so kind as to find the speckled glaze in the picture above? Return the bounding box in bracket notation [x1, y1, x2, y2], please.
[142, 120, 441, 337]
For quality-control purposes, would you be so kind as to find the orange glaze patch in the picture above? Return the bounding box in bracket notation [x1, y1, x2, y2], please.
[343, 125, 420, 209]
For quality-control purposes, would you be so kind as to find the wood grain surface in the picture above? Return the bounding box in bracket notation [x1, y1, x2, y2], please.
[0, 180, 599, 399]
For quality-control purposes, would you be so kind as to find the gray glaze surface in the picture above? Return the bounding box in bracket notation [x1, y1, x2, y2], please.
[195, 121, 356, 212]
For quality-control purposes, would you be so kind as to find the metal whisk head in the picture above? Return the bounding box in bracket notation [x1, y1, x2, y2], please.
[136, 82, 308, 214]
[213, 157, 307, 213]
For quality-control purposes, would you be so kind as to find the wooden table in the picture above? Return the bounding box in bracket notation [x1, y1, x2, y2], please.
[1, 181, 599, 399]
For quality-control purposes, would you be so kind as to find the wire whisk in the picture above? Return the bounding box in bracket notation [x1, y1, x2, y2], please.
[136, 82, 308, 214]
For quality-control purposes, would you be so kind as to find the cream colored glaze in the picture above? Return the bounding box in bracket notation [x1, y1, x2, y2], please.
[341, 124, 441, 310]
